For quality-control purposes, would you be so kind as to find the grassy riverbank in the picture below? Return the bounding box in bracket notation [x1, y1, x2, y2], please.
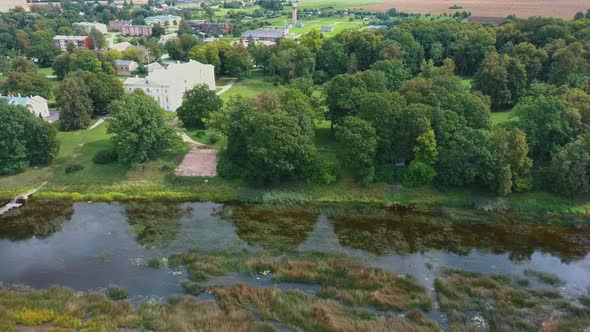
[1, 104, 589, 216]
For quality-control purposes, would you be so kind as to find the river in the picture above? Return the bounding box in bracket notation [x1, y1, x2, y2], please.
[0, 201, 589, 328]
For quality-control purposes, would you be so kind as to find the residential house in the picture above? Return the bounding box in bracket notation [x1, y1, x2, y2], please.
[0, 94, 49, 118]
[105, 41, 133, 53]
[121, 24, 153, 37]
[73, 22, 108, 34]
[109, 20, 132, 31]
[242, 28, 289, 42]
[114, 60, 139, 76]
[53, 35, 90, 52]
[189, 22, 230, 35]
[145, 15, 182, 26]
[123, 60, 216, 112]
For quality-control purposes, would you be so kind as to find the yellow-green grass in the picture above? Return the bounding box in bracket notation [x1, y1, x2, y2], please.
[220, 70, 278, 101]
[491, 110, 518, 129]
[38, 66, 54, 76]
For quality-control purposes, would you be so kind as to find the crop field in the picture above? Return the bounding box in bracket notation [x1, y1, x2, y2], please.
[361, 0, 588, 19]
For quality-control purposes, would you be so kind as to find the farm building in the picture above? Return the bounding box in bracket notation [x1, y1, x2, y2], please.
[242, 28, 289, 42]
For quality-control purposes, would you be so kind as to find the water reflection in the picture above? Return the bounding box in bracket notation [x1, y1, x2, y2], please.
[0, 201, 73, 240]
[217, 205, 318, 252]
[327, 206, 590, 262]
[0, 201, 588, 300]
[125, 202, 189, 249]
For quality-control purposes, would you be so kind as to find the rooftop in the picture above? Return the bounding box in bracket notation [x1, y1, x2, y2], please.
[53, 35, 87, 41]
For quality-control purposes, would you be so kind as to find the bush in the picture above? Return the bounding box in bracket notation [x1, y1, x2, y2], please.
[14, 309, 56, 326]
[106, 287, 128, 300]
[93, 149, 117, 164]
[402, 161, 436, 187]
[54, 314, 82, 329]
[64, 164, 84, 174]
[208, 131, 222, 144]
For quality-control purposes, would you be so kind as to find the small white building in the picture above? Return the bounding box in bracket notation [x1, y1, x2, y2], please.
[73, 22, 108, 34]
[123, 60, 216, 112]
[1, 95, 50, 118]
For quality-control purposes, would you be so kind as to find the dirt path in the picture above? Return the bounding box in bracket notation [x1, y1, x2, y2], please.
[216, 79, 237, 96]
[176, 132, 218, 177]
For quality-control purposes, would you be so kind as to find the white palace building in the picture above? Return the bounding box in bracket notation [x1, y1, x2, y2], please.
[124, 60, 216, 112]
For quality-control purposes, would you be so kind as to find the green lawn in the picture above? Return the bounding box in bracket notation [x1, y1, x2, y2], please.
[38, 67, 54, 77]
[220, 71, 278, 101]
[491, 110, 518, 129]
[293, 0, 386, 9]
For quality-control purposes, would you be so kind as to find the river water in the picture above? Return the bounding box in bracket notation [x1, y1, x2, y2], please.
[0, 201, 588, 307]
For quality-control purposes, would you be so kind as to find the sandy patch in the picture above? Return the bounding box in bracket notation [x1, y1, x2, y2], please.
[175, 148, 218, 177]
[360, 0, 588, 19]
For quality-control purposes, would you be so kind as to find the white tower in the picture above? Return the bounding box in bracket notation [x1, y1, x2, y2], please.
[292, 1, 298, 25]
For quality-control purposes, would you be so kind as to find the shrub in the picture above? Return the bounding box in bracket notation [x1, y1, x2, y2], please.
[64, 164, 84, 174]
[402, 161, 436, 187]
[106, 287, 128, 300]
[54, 314, 82, 329]
[208, 131, 222, 144]
[14, 309, 56, 326]
[181, 281, 204, 295]
[93, 149, 117, 164]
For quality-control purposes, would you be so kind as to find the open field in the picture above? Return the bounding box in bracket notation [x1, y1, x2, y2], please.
[0, 0, 25, 11]
[361, 0, 588, 19]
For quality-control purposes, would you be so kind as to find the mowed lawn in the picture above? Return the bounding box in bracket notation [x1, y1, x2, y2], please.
[220, 71, 278, 101]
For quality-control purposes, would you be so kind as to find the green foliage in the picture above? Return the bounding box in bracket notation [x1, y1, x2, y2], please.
[52, 48, 112, 80]
[0, 101, 59, 175]
[549, 136, 590, 197]
[270, 45, 316, 83]
[514, 95, 577, 159]
[107, 90, 178, 164]
[473, 49, 510, 109]
[92, 149, 118, 165]
[106, 287, 128, 300]
[403, 161, 437, 187]
[56, 75, 93, 131]
[218, 98, 318, 184]
[2, 70, 52, 99]
[489, 128, 533, 196]
[64, 164, 84, 174]
[336, 116, 377, 184]
[403, 130, 439, 187]
[178, 84, 223, 129]
[78, 71, 125, 115]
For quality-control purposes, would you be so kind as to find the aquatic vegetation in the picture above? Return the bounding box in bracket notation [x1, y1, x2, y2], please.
[172, 251, 432, 312]
[524, 269, 565, 286]
[212, 284, 439, 332]
[106, 287, 128, 301]
[14, 308, 56, 326]
[434, 268, 590, 331]
[146, 257, 166, 269]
